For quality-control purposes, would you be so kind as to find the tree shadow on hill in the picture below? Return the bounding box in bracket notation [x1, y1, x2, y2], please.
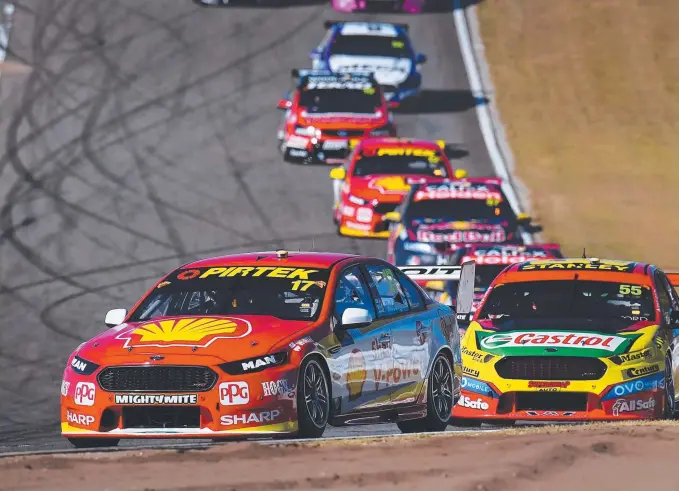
[395, 89, 488, 114]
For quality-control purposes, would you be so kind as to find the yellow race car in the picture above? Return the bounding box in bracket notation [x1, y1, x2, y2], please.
[452, 257, 679, 422]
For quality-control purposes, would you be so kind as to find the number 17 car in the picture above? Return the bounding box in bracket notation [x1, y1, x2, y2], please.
[61, 251, 475, 447]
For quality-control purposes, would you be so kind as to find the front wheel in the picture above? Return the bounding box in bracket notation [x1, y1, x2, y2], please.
[68, 438, 120, 449]
[296, 358, 330, 438]
[664, 355, 676, 419]
[397, 354, 453, 433]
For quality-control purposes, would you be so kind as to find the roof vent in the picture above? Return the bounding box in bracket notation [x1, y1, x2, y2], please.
[275, 250, 289, 259]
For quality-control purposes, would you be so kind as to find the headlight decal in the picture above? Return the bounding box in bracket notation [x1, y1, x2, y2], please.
[70, 355, 100, 376]
[219, 351, 288, 375]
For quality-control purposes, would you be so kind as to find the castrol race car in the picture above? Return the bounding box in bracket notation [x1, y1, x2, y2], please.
[329, 137, 467, 238]
[452, 257, 679, 423]
[277, 70, 395, 164]
[310, 22, 427, 107]
[386, 178, 540, 266]
[332, 0, 424, 13]
[61, 251, 475, 447]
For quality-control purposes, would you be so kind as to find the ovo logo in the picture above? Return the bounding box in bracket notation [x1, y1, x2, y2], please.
[117, 317, 252, 348]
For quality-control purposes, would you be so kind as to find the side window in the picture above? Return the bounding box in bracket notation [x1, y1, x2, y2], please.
[334, 267, 375, 322]
[655, 272, 672, 325]
[395, 270, 425, 311]
[365, 264, 410, 317]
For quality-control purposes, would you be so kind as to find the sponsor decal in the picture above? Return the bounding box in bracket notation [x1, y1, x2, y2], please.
[602, 374, 664, 401]
[627, 364, 660, 378]
[461, 377, 497, 398]
[306, 80, 373, 90]
[373, 360, 422, 390]
[457, 395, 489, 410]
[220, 410, 282, 426]
[346, 349, 367, 401]
[176, 266, 320, 281]
[66, 410, 95, 427]
[114, 394, 198, 405]
[525, 411, 576, 417]
[461, 346, 486, 363]
[617, 349, 653, 363]
[61, 381, 71, 397]
[414, 183, 502, 203]
[74, 382, 96, 407]
[219, 382, 249, 406]
[242, 355, 278, 371]
[261, 379, 293, 397]
[289, 149, 308, 158]
[528, 381, 570, 389]
[345, 221, 372, 231]
[518, 261, 634, 272]
[612, 397, 656, 416]
[367, 176, 411, 195]
[117, 317, 252, 349]
[416, 229, 506, 245]
[289, 336, 314, 352]
[322, 140, 348, 150]
[70, 355, 100, 375]
[220, 352, 287, 375]
[478, 331, 628, 355]
[462, 366, 480, 377]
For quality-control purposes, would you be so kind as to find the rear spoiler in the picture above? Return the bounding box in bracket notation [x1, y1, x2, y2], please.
[398, 262, 476, 314]
[667, 272, 679, 288]
[324, 20, 409, 32]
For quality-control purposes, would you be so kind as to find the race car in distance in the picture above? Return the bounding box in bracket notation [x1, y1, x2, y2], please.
[277, 70, 395, 165]
[61, 251, 475, 447]
[431, 244, 564, 312]
[453, 257, 679, 423]
[386, 178, 541, 266]
[332, 0, 424, 13]
[310, 21, 427, 108]
[329, 137, 467, 238]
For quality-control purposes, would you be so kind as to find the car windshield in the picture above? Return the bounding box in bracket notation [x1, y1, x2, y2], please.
[128, 266, 331, 322]
[405, 198, 513, 221]
[353, 155, 448, 177]
[475, 265, 508, 289]
[299, 88, 381, 114]
[477, 280, 657, 325]
[329, 34, 411, 58]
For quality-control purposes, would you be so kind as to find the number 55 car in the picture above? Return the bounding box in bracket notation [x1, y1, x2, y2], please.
[61, 251, 474, 447]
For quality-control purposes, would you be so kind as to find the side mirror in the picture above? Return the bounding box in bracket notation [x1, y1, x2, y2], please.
[277, 99, 292, 110]
[383, 211, 402, 223]
[105, 309, 128, 328]
[416, 53, 427, 64]
[340, 308, 373, 328]
[329, 167, 346, 180]
[454, 169, 467, 179]
[516, 212, 532, 225]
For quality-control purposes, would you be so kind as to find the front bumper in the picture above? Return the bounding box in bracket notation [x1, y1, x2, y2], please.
[336, 204, 394, 239]
[61, 364, 300, 440]
[283, 135, 354, 164]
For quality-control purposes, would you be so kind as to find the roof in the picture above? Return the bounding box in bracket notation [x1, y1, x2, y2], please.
[358, 137, 444, 150]
[338, 22, 399, 37]
[182, 251, 359, 270]
[497, 258, 653, 283]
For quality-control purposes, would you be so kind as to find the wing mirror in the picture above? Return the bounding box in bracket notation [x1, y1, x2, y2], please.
[105, 308, 128, 328]
[277, 99, 292, 110]
[340, 308, 373, 328]
[416, 53, 427, 64]
[329, 167, 346, 180]
[383, 211, 402, 223]
[310, 47, 322, 59]
[454, 169, 467, 179]
[516, 212, 532, 225]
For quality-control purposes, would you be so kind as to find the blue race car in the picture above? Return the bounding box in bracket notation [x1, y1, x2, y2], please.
[310, 21, 427, 108]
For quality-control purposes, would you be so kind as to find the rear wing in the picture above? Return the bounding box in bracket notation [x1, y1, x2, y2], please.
[324, 20, 409, 32]
[398, 262, 476, 314]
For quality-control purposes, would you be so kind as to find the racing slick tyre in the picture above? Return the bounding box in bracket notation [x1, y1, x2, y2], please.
[296, 358, 330, 438]
[663, 355, 676, 419]
[397, 354, 453, 433]
[68, 438, 120, 449]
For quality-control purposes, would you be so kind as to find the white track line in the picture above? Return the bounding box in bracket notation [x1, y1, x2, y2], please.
[453, 0, 534, 245]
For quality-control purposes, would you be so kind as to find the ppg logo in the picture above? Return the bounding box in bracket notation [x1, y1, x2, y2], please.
[219, 381, 249, 406]
[74, 382, 96, 406]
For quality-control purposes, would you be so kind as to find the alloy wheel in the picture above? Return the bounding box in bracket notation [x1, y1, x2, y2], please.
[665, 356, 675, 418]
[303, 360, 329, 428]
[431, 356, 453, 422]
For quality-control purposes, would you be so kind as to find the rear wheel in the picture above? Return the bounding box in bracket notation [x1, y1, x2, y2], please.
[296, 358, 330, 438]
[68, 438, 120, 449]
[664, 355, 676, 419]
[397, 354, 453, 433]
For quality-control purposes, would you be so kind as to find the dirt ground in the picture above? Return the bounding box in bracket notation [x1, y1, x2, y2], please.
[2, 423, 679, 491]
[477, 0, 679, 268]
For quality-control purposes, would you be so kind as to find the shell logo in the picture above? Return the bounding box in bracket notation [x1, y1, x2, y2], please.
[368, 176, 411, 195]
[346, 349, 367, 401]
[116, 317, 252, 348]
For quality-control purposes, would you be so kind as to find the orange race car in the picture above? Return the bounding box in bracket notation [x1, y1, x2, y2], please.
[329, 137, 467, 238]
[453, 257, 679, 423]
[61, 251, 476, 447]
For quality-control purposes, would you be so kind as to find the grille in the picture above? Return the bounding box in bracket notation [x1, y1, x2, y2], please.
[374, 202, 398, 214]
[98, 365, 217, 392]
[322, 129, 364, 137]
[515, 392, 589, 412]
[495, 357, 606, 381]
[123, 406, 200, 429]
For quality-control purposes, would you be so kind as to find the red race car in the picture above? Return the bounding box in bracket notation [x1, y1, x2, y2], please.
[61, 251, 474, 447]
[277, 70, 396, 165]
[329, 137, 467, 238]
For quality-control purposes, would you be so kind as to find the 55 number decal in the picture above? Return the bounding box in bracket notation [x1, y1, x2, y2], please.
[619, 284, 643, 296]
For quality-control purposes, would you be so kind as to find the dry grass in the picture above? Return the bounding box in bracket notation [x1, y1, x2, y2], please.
[477, 0, 679, 268]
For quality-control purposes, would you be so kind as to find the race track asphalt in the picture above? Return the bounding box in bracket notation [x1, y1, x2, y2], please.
[0, 0, 496, 453]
